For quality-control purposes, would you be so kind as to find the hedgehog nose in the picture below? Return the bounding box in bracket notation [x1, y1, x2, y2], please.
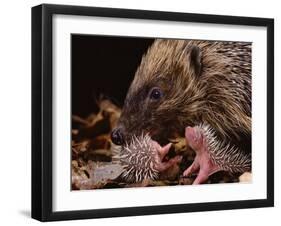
[111, 128, 124, 145]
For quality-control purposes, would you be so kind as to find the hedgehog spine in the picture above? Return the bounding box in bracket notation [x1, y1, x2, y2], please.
[113, 133, 160, 183]
[200, 123, 251, 173]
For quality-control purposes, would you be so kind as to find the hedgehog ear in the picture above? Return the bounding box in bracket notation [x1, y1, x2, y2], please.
[189, 46, 202, 77]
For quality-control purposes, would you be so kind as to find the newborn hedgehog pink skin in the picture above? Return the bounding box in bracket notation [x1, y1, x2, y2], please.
[184, 126, 220, 184]
[184, 125, 251, 184]
[152, 141, 182, 173]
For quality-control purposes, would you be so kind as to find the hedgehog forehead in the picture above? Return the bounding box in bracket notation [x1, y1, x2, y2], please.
[134, 39, 190, 82]
[125, 82, 150, 107]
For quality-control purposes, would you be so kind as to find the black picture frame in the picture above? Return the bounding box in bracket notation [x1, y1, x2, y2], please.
[32, 3, 274, 222]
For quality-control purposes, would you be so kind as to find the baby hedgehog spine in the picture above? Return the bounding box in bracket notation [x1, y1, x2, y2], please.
[113, 134, 160, 183]
[200, 123, 251, 173]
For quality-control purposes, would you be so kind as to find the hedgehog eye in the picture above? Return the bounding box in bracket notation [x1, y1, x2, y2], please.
[149, 87, 163, 100]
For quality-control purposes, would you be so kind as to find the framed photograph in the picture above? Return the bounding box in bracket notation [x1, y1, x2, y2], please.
[32, 4, 274, 221]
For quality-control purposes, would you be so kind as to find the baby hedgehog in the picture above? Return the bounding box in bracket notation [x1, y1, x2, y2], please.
[114, 134, 181, 183]
[184, 124, 251, 184]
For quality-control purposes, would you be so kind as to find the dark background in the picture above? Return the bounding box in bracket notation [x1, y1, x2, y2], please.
[72, 35, 154, 117]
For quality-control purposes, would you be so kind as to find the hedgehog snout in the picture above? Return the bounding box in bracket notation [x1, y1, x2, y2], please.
[111, 127, 125, 145]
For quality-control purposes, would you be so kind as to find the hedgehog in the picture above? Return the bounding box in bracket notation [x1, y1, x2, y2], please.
[113, 134, 181, 183]
[184, 124, 251, 184]
[111, 39, 252, 184]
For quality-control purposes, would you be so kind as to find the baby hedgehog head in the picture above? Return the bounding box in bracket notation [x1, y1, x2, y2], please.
[113, 134, 160, 183]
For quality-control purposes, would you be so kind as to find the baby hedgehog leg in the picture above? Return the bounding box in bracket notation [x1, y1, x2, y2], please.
[152, 141, 182, 173]
[183, 124, 251, 184]
[183, 126, 220, 184]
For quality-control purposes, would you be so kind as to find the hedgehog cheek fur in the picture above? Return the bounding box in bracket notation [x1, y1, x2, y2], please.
[184, 124, 251, 184]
